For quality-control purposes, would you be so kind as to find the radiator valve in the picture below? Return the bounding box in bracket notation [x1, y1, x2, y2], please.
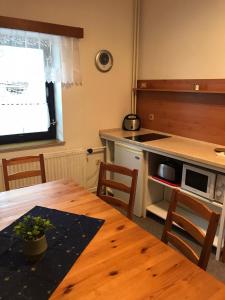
[86, 148, 93, 154]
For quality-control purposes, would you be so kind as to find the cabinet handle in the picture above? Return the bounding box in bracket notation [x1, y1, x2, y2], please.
[135, 156, 140, 160]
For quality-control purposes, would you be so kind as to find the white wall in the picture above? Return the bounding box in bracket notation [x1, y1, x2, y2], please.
[138, 0, 225, 79]
[0, 0, 134, 154]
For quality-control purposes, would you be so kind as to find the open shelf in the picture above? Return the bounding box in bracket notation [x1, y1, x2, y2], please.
[148, 175, 223, 209]
[148, 175, 180, 189]
[135, 79, 225, 95]
[134, 88, 225, 94]
[146, 200, 219, 247]
[147, 174, 221, 247]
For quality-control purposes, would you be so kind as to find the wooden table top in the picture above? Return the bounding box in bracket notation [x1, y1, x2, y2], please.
[1, 179, 225, 300]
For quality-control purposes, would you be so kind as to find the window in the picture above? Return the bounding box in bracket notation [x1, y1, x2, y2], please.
[0, 45, 56, 144]
[0, 26, 82, 145]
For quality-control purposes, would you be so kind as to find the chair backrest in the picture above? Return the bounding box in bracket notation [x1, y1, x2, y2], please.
[161, 189, 220, 270]
[96, 162, 138, 219]
[2, 154, 46, 191]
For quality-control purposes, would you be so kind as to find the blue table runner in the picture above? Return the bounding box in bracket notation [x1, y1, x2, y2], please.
[0, 206, 105, 300]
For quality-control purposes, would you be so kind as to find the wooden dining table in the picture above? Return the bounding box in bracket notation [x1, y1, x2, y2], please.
[1, 179, 225, 300]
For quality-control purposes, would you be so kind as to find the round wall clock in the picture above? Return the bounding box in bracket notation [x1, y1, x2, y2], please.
[95, 50, 113, 72]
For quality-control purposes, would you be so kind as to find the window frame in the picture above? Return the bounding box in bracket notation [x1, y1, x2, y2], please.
[0, 13, 84, 146]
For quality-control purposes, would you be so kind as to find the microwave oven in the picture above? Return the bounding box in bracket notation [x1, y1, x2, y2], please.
[181, 164, 225, 203]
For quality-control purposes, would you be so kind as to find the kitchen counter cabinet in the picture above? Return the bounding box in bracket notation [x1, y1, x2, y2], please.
[100, 128, 225, 260]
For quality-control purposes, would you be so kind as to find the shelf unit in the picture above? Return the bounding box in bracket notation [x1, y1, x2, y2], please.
[146, 151, 222, 248]
[134, 88, 225, 94]
[148, 175, 223, 209]
[135, 79, 225, 94]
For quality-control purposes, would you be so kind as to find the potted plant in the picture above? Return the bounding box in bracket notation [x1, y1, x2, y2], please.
[14, 215, 54, 260]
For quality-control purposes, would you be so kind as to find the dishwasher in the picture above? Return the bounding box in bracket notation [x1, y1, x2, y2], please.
[114, 142, 144, 217]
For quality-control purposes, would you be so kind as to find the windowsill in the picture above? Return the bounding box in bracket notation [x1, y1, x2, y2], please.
[0, 139, 65, 153]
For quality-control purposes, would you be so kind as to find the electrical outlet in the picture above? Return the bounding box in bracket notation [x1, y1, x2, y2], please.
[148, 113, 154, 121]
[140, 82, 147, 88]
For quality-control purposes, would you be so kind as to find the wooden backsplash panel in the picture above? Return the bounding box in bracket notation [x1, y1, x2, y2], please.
[136, 91, 225, 145]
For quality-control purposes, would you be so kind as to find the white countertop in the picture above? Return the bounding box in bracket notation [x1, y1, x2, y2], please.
[100, 128, 225, 171]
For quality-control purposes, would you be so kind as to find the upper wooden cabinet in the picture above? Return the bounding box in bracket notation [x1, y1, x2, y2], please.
[135, 79, 225, 94]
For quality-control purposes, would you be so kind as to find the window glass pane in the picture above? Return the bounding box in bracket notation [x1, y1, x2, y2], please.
[0, 45, 50, 135]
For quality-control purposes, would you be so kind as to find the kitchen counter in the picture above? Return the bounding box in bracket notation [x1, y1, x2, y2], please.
[100, 128, 225, 171]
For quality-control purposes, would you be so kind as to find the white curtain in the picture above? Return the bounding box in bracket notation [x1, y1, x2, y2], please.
[0, 28, 82, 86]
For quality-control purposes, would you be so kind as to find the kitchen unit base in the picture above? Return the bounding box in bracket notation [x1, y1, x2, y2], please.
[146, 157, 222, 250]
[100, 128, 225, 260]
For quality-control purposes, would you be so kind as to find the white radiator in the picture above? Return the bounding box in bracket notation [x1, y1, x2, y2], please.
[44, 150, 86, 185]
[0, 149, 87, 191]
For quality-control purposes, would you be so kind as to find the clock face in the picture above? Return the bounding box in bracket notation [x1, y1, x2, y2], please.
[99, 53, 109, 65]
[95, 50, 113, 72]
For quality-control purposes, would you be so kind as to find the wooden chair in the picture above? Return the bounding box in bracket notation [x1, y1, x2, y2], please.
[161, 189, 220, 270]
[96, 162, 138, 220]
[2, 154, 46, 191]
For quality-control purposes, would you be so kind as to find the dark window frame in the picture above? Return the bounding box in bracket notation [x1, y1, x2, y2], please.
[0, 82, 56, 145]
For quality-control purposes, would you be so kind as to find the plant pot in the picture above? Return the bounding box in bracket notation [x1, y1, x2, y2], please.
[23, 235, 48, 261]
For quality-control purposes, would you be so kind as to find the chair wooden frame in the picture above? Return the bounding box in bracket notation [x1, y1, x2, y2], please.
[96, 162, 138, 220]
[161, 189, 220, 270]
[2, 154, 46, 191]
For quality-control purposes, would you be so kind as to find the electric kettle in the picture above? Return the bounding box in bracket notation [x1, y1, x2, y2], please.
[122, 114, 141, 131]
